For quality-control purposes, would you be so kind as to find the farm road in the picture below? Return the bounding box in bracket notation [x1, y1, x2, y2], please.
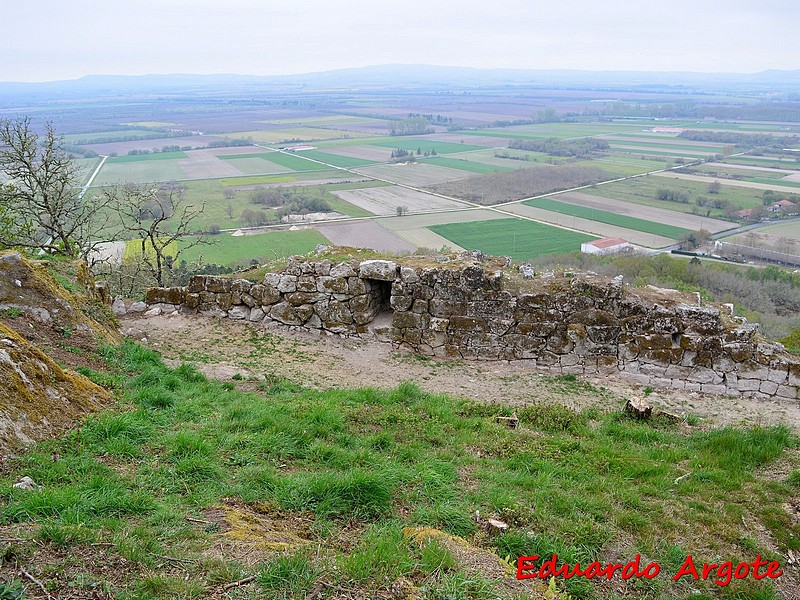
[654, 170, 800, 193]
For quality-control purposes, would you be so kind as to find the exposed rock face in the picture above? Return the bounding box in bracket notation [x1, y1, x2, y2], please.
[145, 257, 800, 402]
[0, 322, 110, 453]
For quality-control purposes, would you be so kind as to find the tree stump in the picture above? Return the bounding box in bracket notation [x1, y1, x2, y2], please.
[624, 396, 652, 420]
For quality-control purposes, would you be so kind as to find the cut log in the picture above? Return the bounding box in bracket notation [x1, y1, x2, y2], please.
[624, 396, 652, 420]
[496, 413, 519, 429]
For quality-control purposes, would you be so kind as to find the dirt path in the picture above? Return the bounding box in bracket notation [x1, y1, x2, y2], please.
[124, 313, 800, 430]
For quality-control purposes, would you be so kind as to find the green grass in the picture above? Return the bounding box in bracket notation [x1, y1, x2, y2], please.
[421, 156, 513, 174]
[368, 138, 485, 154]
[289, 150, 379, 168]
[429, 218, 597, 260]
[106, 151, 188, 163]
[0, 343, 794, 598]
[251, 151, 330, 172]
[178, 229, 330, 266]
[524, 197, 691, 239]
[587, 174, 764, 217]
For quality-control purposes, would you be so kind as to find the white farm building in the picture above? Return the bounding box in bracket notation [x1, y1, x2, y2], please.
[581, 237, 632, 255]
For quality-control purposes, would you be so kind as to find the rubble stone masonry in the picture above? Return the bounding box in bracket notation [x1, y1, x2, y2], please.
[145, 257, 800, 402]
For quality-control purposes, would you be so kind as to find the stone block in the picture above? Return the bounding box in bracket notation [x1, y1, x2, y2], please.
[390, 295, 413, 311]
[759, 381, 779, 395]
[228, 306, 250, 320]
[206, 277, 232, 293]
[317, 276, 348, 294]
[701, 384, 727, 395]
[249, 307, 265, 322]
[400, 267, 419, 283]
[330, 262, 357, 278]
[359, 260, 397, 281]
[297, 275, 317, 292]
[277, 275, 298, 293]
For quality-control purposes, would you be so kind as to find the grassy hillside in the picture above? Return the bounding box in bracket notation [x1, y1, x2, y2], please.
[0, 343, 797, 598]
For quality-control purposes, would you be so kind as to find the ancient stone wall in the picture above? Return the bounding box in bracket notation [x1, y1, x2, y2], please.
[144, 257, 800, 402]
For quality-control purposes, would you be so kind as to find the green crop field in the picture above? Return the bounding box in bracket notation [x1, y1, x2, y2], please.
[257, 152, 330, 172]
[179, 229, 330, 266]
[609, 146, 713, 158]
[524, 198, 690, 239]
[368, 138, 485, 154]
[429, 218, 596, 260]
[64, 129, 167, 144]
[725, 156, 800, 169]
[292, 150, 378, 168]
[107, 151, 188, 163]
[607, 139, 724, 153]
[420, 156, 512, 174]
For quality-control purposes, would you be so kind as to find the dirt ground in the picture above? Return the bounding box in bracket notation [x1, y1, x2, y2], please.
[124, 313, 800, 431]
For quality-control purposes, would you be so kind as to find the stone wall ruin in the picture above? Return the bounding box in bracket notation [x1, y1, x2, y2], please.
[144, 257, 800, 402]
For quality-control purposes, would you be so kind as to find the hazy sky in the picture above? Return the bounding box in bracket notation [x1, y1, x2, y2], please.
[2, 0, 798, 82]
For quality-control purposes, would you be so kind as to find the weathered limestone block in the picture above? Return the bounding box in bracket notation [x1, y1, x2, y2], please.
[359, 260, 397, 281]
[277, 275, 298, 293]
[285, 291, 325, 306]
[299, 262, 315, 275]
[146, 287, 185, 305]
[449, 315, 489, 332]
[231, 278, 252, 296]
[187, 275, 205, 293]
[429, 299, 466, 318]
[269, 302, 313, 325]
[206, 277, 232, 293]
[701, 383, 727, 395]
[184, 293, 200, 309]
[317, 276, 348, 294]
[348, 277, 368, 295]
[393, 311, 430, 330]
[249, 307, 265, 322]
[314, 261, 332, 276]
[240, 293, 257, 308]
[249, 284, 280, 306]
[228, 306, 250, 320]
[216, 293, 233, 310]
[330, 262, 357, 278]
[412, 299, 429, 314]
[737, 379, 761, 392]
[200, 307, 227, 318]
[297, 275, 317, 293]
[515, 321, 559, 337]
[547, 327, 574, 355]
[760, 381, 779, 395]
[400, 267, 419, 283]
[305, 313, 322, 329]
[315, 299, 354, 327]
[390, 294, 413, 311]
[776, 384, 799, 400]
[263, 272, 281, 287]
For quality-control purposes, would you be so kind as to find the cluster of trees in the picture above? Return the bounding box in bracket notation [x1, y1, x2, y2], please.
[509, 137, 609, 158]
[390, 117, 434, 136]
[679, 130, 800, 150]
[0, 117, 210, 291]
[126, 145, 191, 156]
[427, 165, 605, 205]
[656, 189, 691, 204]
[407, 113, 452, 125]
[208, 138, 251, 148]
[240, 187, 332, 226]
[588, 101, 800, 123]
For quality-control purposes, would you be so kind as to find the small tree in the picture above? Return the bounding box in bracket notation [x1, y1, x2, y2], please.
[707, 180, 721, 194]
[106, 183, 210, 286]
[0, 117, 115, 259]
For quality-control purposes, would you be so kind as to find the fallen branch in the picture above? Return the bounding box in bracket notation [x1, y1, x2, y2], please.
[673, 472, 692, 484]
[20, 567, 53, 600]
[222, 575, 256, 591]
[185, 516, 214, 525]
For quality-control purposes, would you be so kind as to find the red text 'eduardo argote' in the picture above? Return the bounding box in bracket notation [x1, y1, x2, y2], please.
[516, 554, 783, 587]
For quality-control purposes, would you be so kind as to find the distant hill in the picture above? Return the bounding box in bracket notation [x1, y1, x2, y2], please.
[2, 64, 800, 102]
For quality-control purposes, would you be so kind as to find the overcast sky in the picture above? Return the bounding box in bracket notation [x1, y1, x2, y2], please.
[2, 0, 798, 82]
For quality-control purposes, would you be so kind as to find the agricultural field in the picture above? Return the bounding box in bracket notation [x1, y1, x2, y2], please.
[331, 185, 466, 216]
[357, 163, 470, 187]
[734, 221, 800, 242]
[177, 228, 330, 266]
[420, 156, 513, 174]
[315, 220, 417, 253]
[586, 174, 765, 217]
[92, 159, 189, 185]
[523, 197, 691, 239]
[380, 208, 508, 251]
[429, 217, 597, 260]
[653, 171, 800, 193]
[223, 128, 371, 144]
[365, 137, 486, 154]
[291, 150, 380, 168]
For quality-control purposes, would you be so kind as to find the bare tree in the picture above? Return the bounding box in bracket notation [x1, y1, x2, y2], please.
[0, 117, 115, 259]
[106, 183, 210, 286]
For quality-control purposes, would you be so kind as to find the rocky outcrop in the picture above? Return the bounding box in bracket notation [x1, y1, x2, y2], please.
[145, 256, 800, 402]
[0, 322, 110, 453]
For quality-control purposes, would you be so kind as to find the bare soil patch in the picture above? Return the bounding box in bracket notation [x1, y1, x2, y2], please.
[314, 220, 417, 253]
[331, 186, 466, 216]
[125, 313, 800, 431]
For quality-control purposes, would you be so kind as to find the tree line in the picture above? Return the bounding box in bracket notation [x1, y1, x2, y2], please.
[508, 137, 609, 158]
